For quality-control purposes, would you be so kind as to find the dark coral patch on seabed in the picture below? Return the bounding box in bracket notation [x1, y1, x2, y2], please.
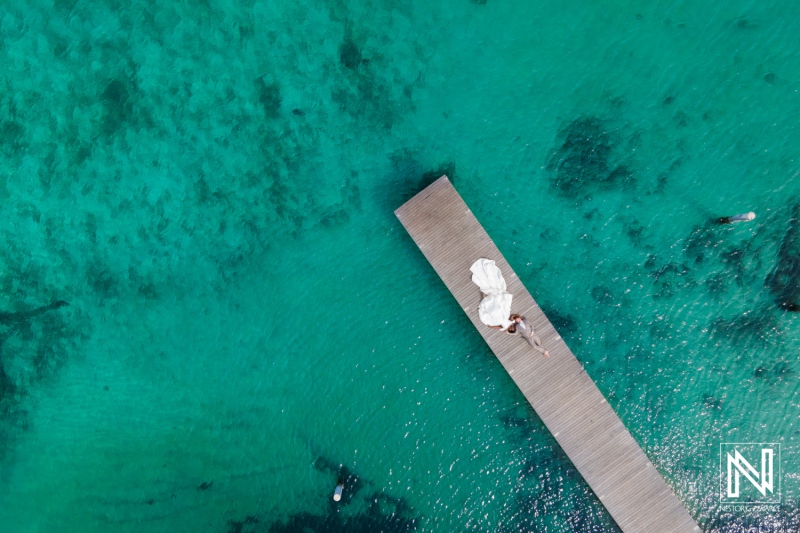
[0, 299, 75, 461]
[101, 78, 136, 136]
[546, 117, 636, 201]
[339, 39, 362, 70]
[766, 203, 800, 310]
[255, 78, 282, 119]
[239, 455, 420, 532]
[381, 148, 456, 212]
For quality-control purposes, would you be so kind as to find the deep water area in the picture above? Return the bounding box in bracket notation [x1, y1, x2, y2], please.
[0, 0, 799, 531]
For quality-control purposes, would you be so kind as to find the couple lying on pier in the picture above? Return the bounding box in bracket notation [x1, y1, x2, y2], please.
[470, 258, 550, 358]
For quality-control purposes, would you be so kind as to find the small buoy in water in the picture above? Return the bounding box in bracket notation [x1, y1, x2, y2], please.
[717, 212, 756, 224]
[333, 481, 344, 501]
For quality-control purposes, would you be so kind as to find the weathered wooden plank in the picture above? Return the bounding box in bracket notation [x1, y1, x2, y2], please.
[395, 176, 699, 533]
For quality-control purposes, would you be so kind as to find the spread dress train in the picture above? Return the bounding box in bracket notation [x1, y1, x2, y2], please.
[470, 258, 513, 330]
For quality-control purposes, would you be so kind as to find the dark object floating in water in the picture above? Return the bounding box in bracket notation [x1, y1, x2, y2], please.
[716, 212, 756, 224]
[198, 481, 213, 491]
[764, 72, 776, 83]
[291, 108, 305, 116]
[766, 204, 800, 310]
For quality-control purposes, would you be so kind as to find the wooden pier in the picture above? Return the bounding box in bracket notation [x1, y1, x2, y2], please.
[395, 176, 700, 533]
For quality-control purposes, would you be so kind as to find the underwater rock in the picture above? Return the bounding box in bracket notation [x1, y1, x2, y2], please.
[266, 508, 417, 533]
[583, 208, 600, 220]
[227, 515, 258, 533]
[764, 72, 776, 83]
[673, 111, 689, 127]
[608, 164, 635, 190]
[421, 162, 455, 189]
[625, 217, 647, 247]
[319, 208, 349, 228]
[773, 361, 793, 380]
[101, 78, 136, 135]
[753, 360, 795, 384]
[0, 363, 15, 413]
[382, 149, 455, 211]
[499, 413, 528, 428]
[702, 394, 723, 410]
[0, 296, 78, 463]
[546, 117, 636, 199]
[708, 311, 779, 348]
[255, 78, 281, 118]
[88, 263, 119, 297]
[312, 455, 366, 506]
[339, 39, 362, 70]
[591, 286, 615, 305]
[705, 274, 728, 298]
[509, 464, 621, 533]
[329, 28, 421, 131]
[259, 455, 419, 532]
[766, 204, 800, 310]
[103, 79, 128, 108]
[720, 248, 746, 287]
[547, 117, 612, 198]
[0, 300, 68, 326]
[683, 224, 720, 264]
[1, 121, 24, 148]
[542, 306, 577, 337]
[499, 404, 540, 433]
[649, 319, 674, 340]
[317, 176, 361, 228]
[651, 262, 689, 283]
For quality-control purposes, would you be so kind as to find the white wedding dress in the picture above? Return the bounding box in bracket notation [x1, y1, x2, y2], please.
[470, 258, 513, 330]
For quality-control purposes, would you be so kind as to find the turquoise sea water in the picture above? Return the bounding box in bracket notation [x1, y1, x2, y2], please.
[1, 0, 799, 531]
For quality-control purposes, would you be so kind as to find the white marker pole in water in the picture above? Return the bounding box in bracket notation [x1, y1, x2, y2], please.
[718, 212, 756, 224]
[333, 481, 344, 501]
